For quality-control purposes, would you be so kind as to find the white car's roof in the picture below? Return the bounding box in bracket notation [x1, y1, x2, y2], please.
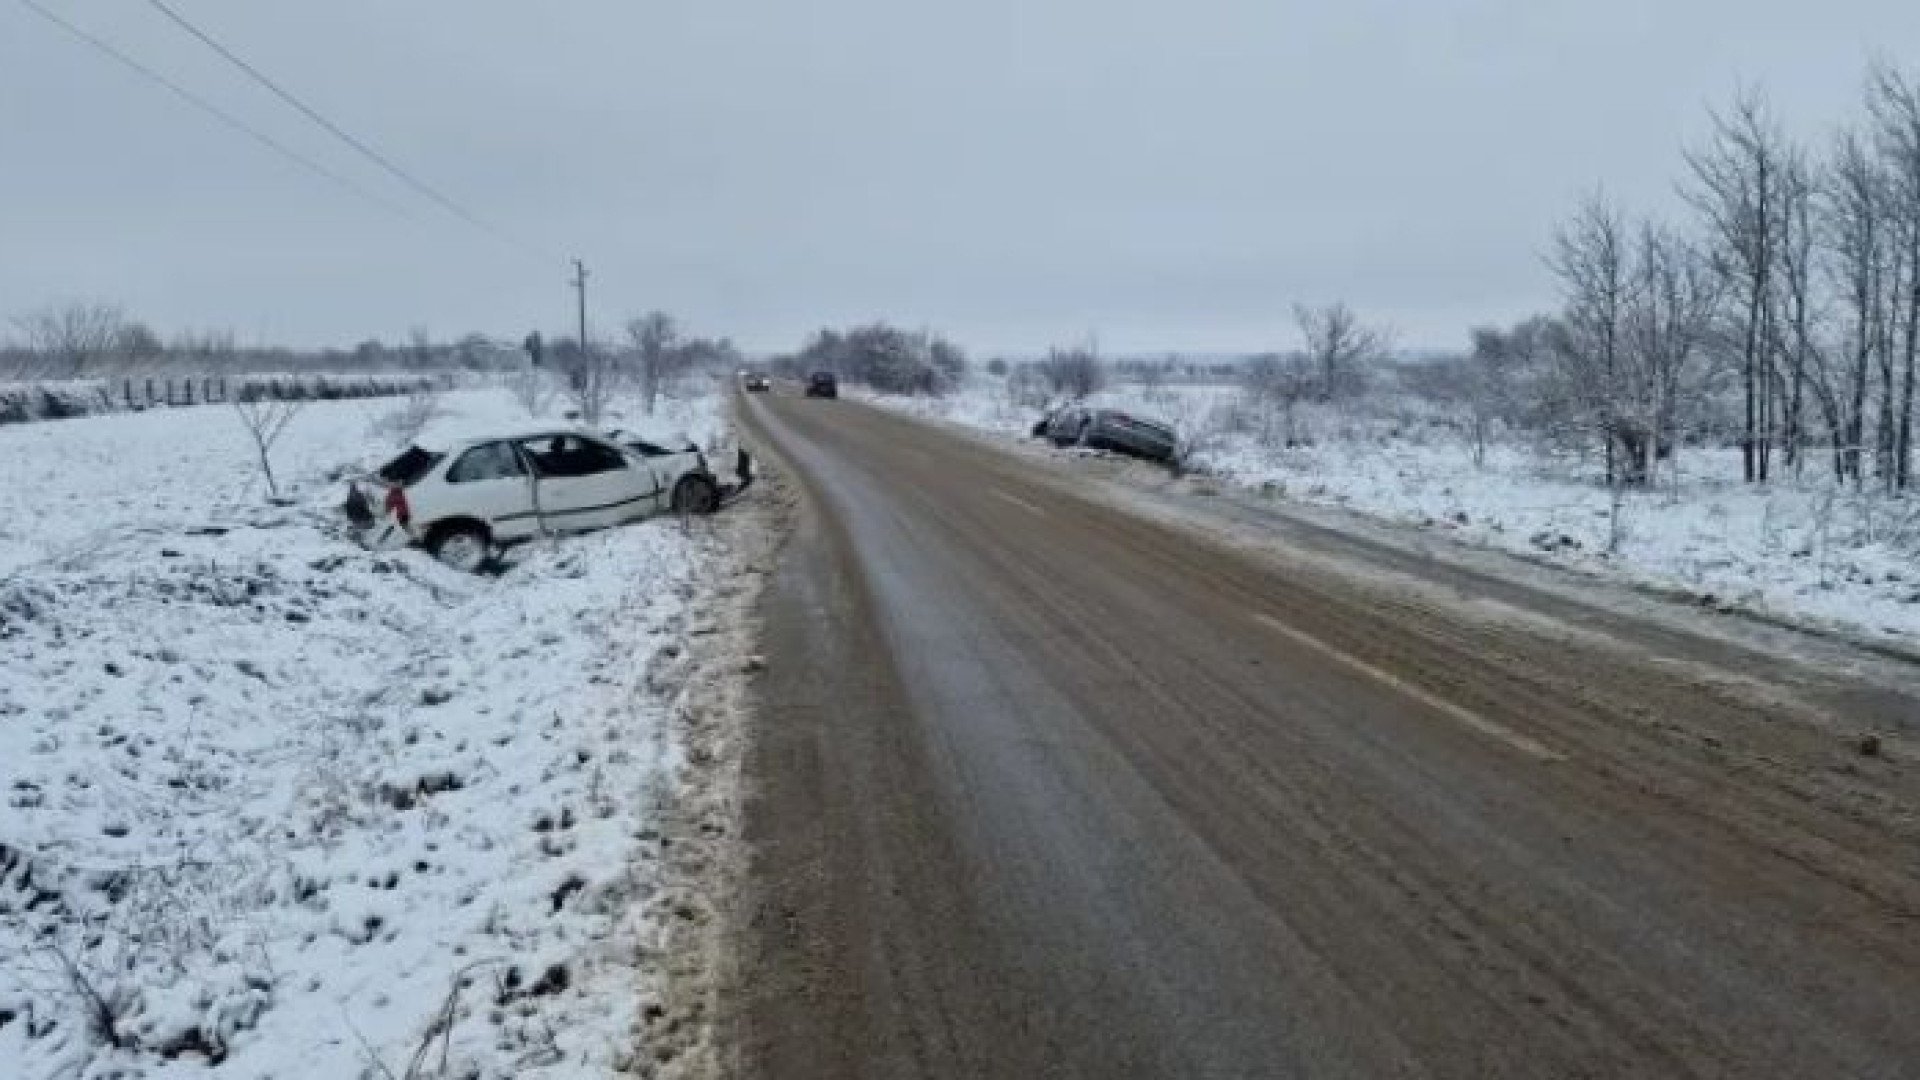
[603, 426, 695, 447]
[412, 423, 606, 452]
[411, 421, 694, 454]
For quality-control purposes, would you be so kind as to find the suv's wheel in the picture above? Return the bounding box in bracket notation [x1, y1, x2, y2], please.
[428, 521, 491, 573]
[671, 475, 720, 515]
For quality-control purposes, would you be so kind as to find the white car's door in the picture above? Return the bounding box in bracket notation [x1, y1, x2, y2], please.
[438, 440, 539, 540]
[517, 435, 651, 531]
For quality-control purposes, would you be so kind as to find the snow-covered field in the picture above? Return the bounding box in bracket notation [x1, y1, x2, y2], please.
[866, 380, 1920, 649]
[1, 388, 753, 1078]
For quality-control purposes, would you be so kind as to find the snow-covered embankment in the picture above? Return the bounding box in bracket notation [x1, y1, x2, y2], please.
[1, 389, 757, 1078]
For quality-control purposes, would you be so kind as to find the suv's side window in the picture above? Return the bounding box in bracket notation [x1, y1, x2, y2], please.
[446, 441, 526, 483]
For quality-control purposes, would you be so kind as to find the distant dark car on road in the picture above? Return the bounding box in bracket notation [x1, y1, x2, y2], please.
[742, 373, 771, 392]
[1037, 405, 1178, 464]
[805, 371, 839, 399]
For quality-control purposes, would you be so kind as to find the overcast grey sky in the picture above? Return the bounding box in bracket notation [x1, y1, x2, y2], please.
[2, 2, 1915, 354]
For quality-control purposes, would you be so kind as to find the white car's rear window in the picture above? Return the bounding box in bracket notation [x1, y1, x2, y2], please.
[377, 446, 443, 486]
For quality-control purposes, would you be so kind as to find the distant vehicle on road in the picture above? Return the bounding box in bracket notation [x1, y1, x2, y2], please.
[805, 371, 839, 399]
[1036, 405, 1178, 464]
[742, 373, 771, 392]
[344, 427, 719, 572]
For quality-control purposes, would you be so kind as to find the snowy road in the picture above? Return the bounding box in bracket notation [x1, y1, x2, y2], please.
[726, 391, 1920, 1079]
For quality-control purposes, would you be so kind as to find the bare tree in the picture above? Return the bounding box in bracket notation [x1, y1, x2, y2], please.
[929, 336, 967, 391]
[405, 326, 436, 370]
[233, 397, 305, 498]
[368, 386, 443, 446]
[169, 328, 239, 370]
[626, 312, 680, 415]
[1041, 343, 1105, 399]
[676, 335, 743, 382]
[549, 337, 622, 425]
[1004, 361, 1050, 409]
[1452, 320, 1552, 467]
[1549, 194, 1632, 480]
[1620, 223, 1722, 485]
[1686, 89, 1789, 482]
[10, 302, 130, 378]
[1773, 147, 1822, 474]
[512, 363, 554, 417]
[1869, 62, 1920, 489]
[1241, 352, 1317, 446]
[452, 332, 495, 370]
[353, 338, 389, 368]
[1548, 198, 1720, 488]
[1292, 302, 1388, 402]
[1823, 127, 1895, 486]
[789, 324, 946, 394]
[116, 322, 164, 371]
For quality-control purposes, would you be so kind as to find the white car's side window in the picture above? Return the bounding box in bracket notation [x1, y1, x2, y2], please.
[573, 439, 629, 475]
[521, 436, 627, 478]
[446, 441, 526, 483]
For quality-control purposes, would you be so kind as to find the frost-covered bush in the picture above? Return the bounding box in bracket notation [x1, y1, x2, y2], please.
[231, 372, 441, 403]
[0, 382, 114, 425]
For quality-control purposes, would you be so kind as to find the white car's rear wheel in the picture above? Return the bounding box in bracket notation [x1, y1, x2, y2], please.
[429, 523, 490, 573]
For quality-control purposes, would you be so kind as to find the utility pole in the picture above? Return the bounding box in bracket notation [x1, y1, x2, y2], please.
[570, 258, 590, 352]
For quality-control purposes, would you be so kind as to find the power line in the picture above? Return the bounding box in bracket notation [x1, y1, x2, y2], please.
[16, 0, 413, 218]
[144, 0, 554, 262]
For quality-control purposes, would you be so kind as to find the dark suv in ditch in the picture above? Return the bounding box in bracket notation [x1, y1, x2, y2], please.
[805, 371, 839, 399]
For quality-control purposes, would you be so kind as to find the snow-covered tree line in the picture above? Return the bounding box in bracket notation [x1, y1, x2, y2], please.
[776, 324, 968, 394]
[531, 311, 743, 424]
[1444, 63, 1920, 492]
[0, 304, 540, 380]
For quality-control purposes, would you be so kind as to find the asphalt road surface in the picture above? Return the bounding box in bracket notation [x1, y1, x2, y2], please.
[723, 390, 1920, 1080]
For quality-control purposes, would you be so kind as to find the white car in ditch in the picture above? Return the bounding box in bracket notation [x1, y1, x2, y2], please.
[345, 427, 723, 571]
